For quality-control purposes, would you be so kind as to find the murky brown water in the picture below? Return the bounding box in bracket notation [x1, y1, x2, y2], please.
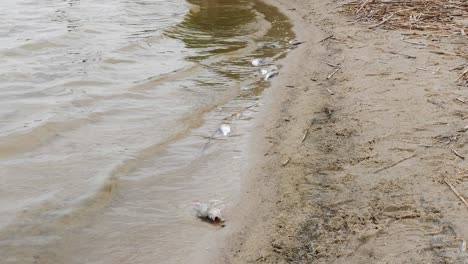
[0, 0, 293, 263]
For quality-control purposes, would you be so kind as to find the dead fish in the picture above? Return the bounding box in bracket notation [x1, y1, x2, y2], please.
[193, 202, 209, 218]
[259, 69, 269, 75]
[264, 71, 279, 81]
[208, 208, 223, 222]
[288, 39, 305, 46]
[193, 201, 225, 223]
[251, 58, 265, 67]
[257, 42, 280, 48]
[217, 124, 231, 136]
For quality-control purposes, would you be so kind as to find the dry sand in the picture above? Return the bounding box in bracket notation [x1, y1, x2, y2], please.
[219, 0, 468, 263]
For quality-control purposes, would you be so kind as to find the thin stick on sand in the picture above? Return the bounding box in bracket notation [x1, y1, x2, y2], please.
[321, 60, 340, 68]
[444, 178, 468, 209]
[317, 35, 334, 43]
[456, 68, 468, 81]
[327, 67, 341, 79]
[356, 0, 371, 14]
[301, 119, 316, 143]
[427, 99, 445, 109]
[401, 38, 428, 47]
[450, 148, 465, 160]
[369, 13, 395, 29]
[374, 154, 416, 173]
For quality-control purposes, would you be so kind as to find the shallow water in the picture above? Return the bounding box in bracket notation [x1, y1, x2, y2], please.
[0, 0, 294, 263]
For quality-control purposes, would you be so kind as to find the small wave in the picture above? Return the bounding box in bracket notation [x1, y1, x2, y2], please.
[0, 112, 105, 158]
[18, 40, 67, 52]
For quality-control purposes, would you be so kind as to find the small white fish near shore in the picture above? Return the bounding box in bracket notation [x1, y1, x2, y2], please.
[264, 71, 279, 81]
[259, 64, 279, 76]
[288, 39, 305, 46]
[251, 58, 265, 67]
[257, 42, 280, 48]
[217, 124, 231, 136]
[193, 201, 225, 223]
[251, 57, 273, 67]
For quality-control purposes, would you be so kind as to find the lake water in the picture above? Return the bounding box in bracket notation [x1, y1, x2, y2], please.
[0, 0, 293, 263]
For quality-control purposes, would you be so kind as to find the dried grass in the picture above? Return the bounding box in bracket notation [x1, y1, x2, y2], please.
[343, 0, 468, 84]
[344, 0, 467, 33]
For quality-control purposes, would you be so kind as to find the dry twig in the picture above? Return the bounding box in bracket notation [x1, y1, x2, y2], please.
[374, 154, 417, 173]
[451, 148, 465, 160]
[317, 35, 334, 43]
[401, 38, 428, 47]
[344, 0, 468, 35]
[327, 67, 341, 79]
[444, 178, 468, 209]
[321, 60, 340, 68]
[456, 68, 468, 81]
[427, 99, 445, 109]
[369, 13, 395, 28]
[301, 119, 316, 143]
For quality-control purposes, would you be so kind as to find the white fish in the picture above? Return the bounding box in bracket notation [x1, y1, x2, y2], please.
[288, 39, 304, 46]
[218, 124, 231, 136]
[207, 208, 224, 222]
[264, 71, 279, 81]
[193, 202, 209, 218]
[258, 42, 280, 48]
[192, 201, 225, 222]
[260, 65, 279, 76]
[251, 58, 264, 67]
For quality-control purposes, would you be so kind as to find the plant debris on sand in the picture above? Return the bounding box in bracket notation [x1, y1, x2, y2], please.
[344, 0, 467, 34]
[344, 0, 468, 85]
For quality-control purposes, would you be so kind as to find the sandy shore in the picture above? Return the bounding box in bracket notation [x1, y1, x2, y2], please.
[219, 0, 468, 263]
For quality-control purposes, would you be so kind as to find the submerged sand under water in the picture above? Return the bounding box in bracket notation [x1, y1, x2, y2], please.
[0, 0, 294, 263]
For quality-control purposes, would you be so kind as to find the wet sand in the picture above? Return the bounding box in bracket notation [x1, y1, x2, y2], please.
[221, 0, 468, 262]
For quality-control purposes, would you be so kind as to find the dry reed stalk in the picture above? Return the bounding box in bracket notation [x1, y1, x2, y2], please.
[343, 0, 468, 36]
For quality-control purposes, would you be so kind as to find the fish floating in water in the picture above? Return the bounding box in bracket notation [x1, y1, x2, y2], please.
[251, 58, 265, 67]
[264, 71, 279, 81]
[259, 65, 279, 76]
[217, 124, 231, 136]
[251, 57, 273, 67]
[288, 39, 305, 46]
[193, 201, 225, 223]
[260, 68, 269, 76]
[257, 42, 281, 48]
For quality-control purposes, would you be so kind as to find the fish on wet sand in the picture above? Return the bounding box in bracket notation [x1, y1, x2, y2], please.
[288, 39, 305, 46]
[218, 124, 231, 136]
[264, 71, 279, 81]
[193, 201, 225, 223]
